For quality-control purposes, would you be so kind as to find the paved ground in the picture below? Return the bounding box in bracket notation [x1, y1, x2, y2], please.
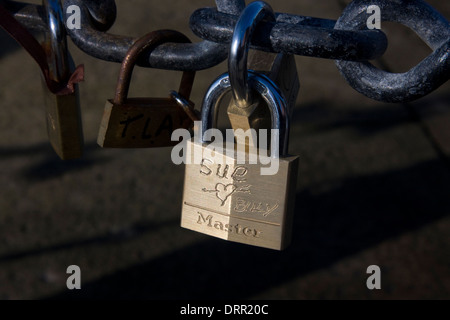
[0, 0, 449, 300]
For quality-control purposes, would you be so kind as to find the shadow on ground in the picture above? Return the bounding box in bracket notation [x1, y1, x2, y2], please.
[44, 156, 450, 299]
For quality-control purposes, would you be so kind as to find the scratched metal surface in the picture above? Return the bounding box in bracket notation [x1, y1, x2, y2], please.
[0, 0, 449, 300]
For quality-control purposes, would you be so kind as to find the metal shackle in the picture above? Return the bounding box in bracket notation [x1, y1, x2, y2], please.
[113, 30, 195, 106]
[200, 71, 290, 158]
[228, 1, 276, 108]
[43, 0, 70, 82]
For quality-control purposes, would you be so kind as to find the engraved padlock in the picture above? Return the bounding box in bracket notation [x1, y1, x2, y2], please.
[42, 0, 84, 160]
[97, 30, 195, 148]
[228, 51, 299, 130]
[248, 51, 299, 117]
[181, 70, 299, 251]
[226, 1, 299, 149]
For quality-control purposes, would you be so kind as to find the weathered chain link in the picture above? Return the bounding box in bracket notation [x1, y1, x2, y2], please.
[335, 0, 450, 103]
[1, 0, 116, 31]
[3, 0, 246, 70]
[61, 0, 246, 70]
[2, 0, 450, 102]
[189, 8, 388, 61]
[191, 0, 450, 102]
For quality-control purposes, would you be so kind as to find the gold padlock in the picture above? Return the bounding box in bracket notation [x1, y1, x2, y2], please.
[227, 51, 299, 141]
[97, 30, 196, 148]
[247, 50, 299, 118]
[42, 0, 84, 160]
[226, 2, 299, 151]
[180, 71, 299, 251]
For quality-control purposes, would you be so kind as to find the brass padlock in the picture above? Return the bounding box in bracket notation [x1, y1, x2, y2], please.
[97, 30, 195, 148]
[228, 51, 299, 132]
[227, 52, 299, 150]
[181, 71, 299, 251]
[226, 3, 299, 149]
[249, 51, 299, 116]
[42, 0, 83, 160]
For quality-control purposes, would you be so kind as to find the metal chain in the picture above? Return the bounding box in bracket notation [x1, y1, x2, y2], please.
[61, 0, 246, 70]
[191, 0, 449, 102]
[189, 7, 388, 61]
[3, 0, 246, 70]
[2, 0, 450, 102]
[1, 0, 116, 31]
[334, 0, 450, 103]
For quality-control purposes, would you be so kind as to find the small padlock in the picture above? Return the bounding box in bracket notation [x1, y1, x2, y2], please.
[97, 30, 195, 148]
[227, 53, 300, 150]
[180, 71, 299, 251]
[228, 52, 299, 136]
[42, 0, 84, 160]
[256, 52, 299, 118]
[226, 3, 299, 149]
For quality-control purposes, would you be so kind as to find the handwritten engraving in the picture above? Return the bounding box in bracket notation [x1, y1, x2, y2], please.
[200, 160, 253, 206]
[234, 198, 279, 217]
[119, 113, 176, 140]
[216, 164, 229, 179]
[202, 183, 236, 206]
[120, 114, 143, 138]
[202, 184, 251, 206]
[154, 114, 174, 138]
[198, 160, 279, 212]
[200, 161, 247, 181]
[200, 158, 213, 176]
[231, 166, 248, 182]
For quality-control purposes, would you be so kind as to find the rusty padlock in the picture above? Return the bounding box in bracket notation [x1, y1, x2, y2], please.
[98, 30, 196, 148]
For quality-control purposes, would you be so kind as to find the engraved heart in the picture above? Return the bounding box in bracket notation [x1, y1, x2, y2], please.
[216, 183, 237, 205]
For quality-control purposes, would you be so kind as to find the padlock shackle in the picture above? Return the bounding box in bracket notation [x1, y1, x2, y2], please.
[42, 0, 70, 82]
[228, 1, 276, 109]
[114, 30, 194, 106]
[200, 71, 290, 158]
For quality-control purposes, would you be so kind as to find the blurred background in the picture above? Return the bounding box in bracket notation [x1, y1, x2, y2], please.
[0, 0, 449, 300]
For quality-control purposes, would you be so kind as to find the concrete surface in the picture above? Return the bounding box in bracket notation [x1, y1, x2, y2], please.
[0, 0, 449, 300]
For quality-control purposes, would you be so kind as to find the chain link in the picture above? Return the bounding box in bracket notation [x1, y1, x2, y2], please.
[2, 0, 450, 102]
[189, 7, 388, 61]
[335, 0, 450, 102]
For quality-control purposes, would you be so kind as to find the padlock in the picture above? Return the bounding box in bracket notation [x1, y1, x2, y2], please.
[254, 52, 299, 117]
[227, 52, 300, 150]
[180, 71, 299, 251]
[42, 0, 84, 160]
[228, 51, 299, 137]
[97, 30, 195, 148]
[226, 2, 299, 149]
